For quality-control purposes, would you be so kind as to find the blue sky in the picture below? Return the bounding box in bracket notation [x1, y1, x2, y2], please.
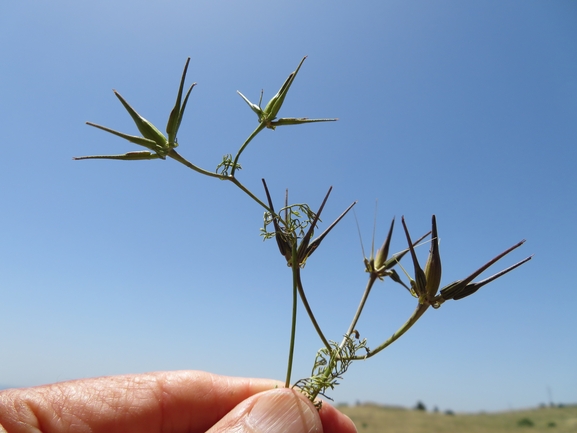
[1, 1, 575, 413]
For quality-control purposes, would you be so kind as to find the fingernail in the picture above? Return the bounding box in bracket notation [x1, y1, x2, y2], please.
[245, 389, 321, 433]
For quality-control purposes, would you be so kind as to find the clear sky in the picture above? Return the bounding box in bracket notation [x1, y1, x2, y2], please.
[1, 1, 575, 413]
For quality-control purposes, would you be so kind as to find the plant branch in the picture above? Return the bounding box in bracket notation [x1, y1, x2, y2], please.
[168, 149, 271, 212]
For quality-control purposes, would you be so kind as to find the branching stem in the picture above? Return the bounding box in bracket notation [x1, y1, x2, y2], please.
[168, 149, 271, 212]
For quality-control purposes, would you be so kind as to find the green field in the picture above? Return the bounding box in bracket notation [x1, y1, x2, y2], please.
[336, 403, 577, 433]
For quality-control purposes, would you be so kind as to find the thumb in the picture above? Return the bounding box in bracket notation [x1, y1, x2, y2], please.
[207, 387, 322, 433]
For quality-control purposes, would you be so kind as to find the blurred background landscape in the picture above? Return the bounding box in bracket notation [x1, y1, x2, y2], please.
[1, 1, 575, 413]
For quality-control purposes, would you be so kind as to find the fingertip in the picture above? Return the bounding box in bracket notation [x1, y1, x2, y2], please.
[318, 401, 358, 433]
[208, 388, 323, 433]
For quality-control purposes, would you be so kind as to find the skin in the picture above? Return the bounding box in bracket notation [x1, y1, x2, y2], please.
[0, 371, 357, 433]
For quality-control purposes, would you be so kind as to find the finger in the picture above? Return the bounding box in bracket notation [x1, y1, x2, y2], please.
[207, 388, 358, 433]
[0, 371, 282, 433]
[318, 401, 358, 433]
[206, 388, 322, 433]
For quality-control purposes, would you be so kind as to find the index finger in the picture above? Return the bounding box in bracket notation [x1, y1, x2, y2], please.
[0, 370, 282, 433]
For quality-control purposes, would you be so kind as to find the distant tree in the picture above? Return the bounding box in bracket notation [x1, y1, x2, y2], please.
[445, 409, 455, 416]
[414, 401, 427, 411]
[517, 417, 534, 427]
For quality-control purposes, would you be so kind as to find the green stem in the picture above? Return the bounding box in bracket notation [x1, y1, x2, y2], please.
[353, 303, 429, 360]
[295, 268, 331, 351]
[335, 231, 433, 351]
[231, 123, 266, 177]
[168, 149, 224, 179]
[229, 177, 270, 212]
[169, 149, 271, 213]
[338, 274, 378, 349]
[305, 274, 378, 401]
[307, 289, 429, 401]
[285, 243, 299, 388]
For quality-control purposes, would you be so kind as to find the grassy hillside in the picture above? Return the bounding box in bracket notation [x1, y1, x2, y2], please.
[336, 403, 577, 433]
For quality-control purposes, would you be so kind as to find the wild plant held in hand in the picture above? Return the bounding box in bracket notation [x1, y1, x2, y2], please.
[76, 57, 532, 406]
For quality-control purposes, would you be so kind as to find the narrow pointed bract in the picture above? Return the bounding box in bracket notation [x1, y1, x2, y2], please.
[296, 186, 333, 263]
[113, 90, 169, 155]
[298, 199, 356, 266]
[262, 56, 308, 123]
[451, 255, 533, 300]
[374, 218, 395, 275]
[73, 151, 162, 161]
[166, 57, 196, 145]
[401, 217, 428, 301]
[261, 181, 355, 268]
[78, 58, 195, 161]
[268, 117, 338, 129]
[360, 217, 431, 290]
[237, 56, 337, 130]
[262, 179, 292, 262]
[438, 240, 532, 302]
[424, 215, 442, 299]
[237, 90, 264, 119]
[84, 122, 158, 150]
[380, 229, 431, 275]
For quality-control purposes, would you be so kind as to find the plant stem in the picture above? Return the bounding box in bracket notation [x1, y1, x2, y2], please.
[339, 274, 378, 349]
[295, 268, 331, 351]
[304, 275, 380, 402]
[168, 149, 224, 179]
[231, 123, 266, 177]
[353, 303, 429, 360]
[169, 149, 271, 212]
[229, 177, 270, 212]
[285, 243, 299, 388]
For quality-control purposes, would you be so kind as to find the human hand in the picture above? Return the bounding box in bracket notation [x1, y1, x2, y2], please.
[0, 370, 357, 433]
